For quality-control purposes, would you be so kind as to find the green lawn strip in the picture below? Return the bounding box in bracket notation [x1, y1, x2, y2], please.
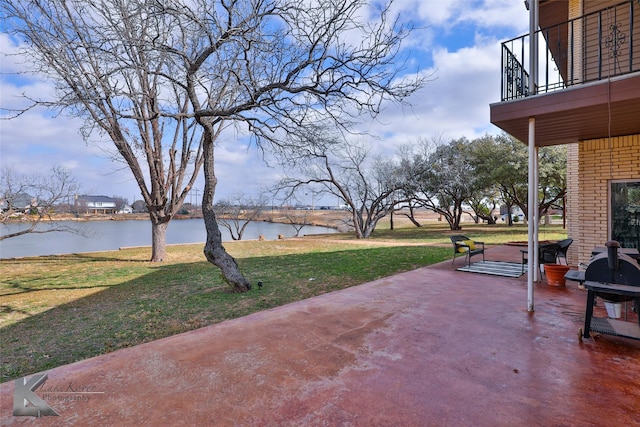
[366, 223, 567, 244]
[302, 222, 567, 244]
[0, 223, 566, 383]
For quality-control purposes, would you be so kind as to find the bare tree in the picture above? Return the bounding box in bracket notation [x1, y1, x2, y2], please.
[282, 209, 309, 237]
[2, 0, 204, 262]
[1, 166, 82, 241]
[214, 194, 266, 241]
[137, 0, 423, 290]
[275, 127, 400, 238]
[3, 0, 424, 291]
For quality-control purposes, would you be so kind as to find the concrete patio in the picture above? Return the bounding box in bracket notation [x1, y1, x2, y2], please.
[1, 244, 639, 426]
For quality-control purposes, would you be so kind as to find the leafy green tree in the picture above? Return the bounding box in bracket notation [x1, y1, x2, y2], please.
[467, 134, 519, 225]
[537, 145, 567, 218]
[466, 193, 500, 225]
[469, 133, 566, 224]
[398, 137, 481, 231]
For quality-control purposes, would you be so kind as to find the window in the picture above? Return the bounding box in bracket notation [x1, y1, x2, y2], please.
[611, 181, 640, 249]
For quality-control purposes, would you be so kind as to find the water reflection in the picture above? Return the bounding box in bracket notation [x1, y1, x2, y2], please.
[0, 218, 336, 259]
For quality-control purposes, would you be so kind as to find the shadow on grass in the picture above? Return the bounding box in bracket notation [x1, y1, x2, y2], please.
[1, 253, 152, 297]
[1, 252, 153, 264]
[0, 245, 451, 383]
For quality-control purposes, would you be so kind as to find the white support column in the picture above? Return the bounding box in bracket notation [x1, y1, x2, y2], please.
[532, 0, 539, 92]
[534, 145, 539, 280]
[526, 0, 539, 313]
[527, 118, 536, 312]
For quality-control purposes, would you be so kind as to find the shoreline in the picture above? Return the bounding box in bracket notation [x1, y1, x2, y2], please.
[2, 210, 351, 231]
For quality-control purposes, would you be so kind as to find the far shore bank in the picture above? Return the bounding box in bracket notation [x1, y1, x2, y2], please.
[2, 209, 359, 231]
[2, 209, 488, 233]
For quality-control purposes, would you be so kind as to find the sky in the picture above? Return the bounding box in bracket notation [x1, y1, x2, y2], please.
[0, 0, 530, 207]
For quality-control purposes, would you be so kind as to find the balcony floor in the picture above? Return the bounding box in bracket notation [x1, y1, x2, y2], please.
[490, 72, 640, 146]
[1, 244, 639, 425]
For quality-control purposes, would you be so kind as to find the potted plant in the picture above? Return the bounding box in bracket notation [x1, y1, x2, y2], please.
[544, 264, 571, 286]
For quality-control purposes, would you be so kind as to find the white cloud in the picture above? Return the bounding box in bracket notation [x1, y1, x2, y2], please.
[360, 36, 504, 157]
[0, 33, 27, 75]
[398, 0, 528, 32]
[461, 0, 530, 31]
[214, 142, 279, 198]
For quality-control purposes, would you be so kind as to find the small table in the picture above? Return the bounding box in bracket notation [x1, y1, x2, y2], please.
[582, 281, 640, 341]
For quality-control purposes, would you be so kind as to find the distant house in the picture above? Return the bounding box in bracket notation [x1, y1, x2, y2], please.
[118, 204, 133, 214]
[0, 192, 34, 212]
[76, 195, 117, 214]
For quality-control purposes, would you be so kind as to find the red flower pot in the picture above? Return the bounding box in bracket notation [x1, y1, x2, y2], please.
[544, 264, 571, 287]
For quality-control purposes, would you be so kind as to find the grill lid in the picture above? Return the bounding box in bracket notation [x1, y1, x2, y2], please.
[585, 251, 640, 302]
[585, 253, 640, 285]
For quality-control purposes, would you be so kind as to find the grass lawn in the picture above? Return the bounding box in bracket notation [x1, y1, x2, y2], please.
[0, 222, 566, 382]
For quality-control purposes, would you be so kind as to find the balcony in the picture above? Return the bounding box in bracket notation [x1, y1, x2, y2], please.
[491, 0, 640, 146]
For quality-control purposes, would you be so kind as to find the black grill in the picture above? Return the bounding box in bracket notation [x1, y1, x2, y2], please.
[584, 246, 640, 302]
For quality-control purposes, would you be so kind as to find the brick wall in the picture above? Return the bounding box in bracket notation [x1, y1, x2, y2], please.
[571, 135, 640, 265]
[566, 143, 580, 264]
[568, 0, 582, 83]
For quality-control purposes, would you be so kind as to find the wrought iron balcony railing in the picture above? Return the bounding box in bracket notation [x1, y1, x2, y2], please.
[501, 0, 640, 101]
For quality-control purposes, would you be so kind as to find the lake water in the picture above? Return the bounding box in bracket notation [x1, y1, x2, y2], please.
[0, 219, 337, 259]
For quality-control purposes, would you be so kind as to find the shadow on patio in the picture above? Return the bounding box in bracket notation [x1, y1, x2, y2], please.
[1, 244, 639, 425]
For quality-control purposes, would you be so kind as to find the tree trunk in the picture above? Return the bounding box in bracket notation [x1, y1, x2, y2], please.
[404, 206, 422, 227]
[201, 134, 251, 292]
[362, 221, 378, 238]
[352, 210, 365, 239]
[448, 211, 462, 230]
[203, 207, 251, 292]
[149, 217, 169, 262]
